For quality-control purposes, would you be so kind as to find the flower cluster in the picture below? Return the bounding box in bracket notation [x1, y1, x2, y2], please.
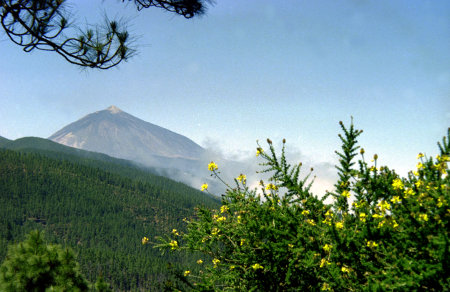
[201, 183, 208, 191]
[236, 174, 246, 184]
[151, 123, 449, 291]
[208, 161, 218, 171]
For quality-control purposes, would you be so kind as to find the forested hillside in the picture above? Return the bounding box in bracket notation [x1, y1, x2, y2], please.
[1, 137, 203, 194]
[0, 149, 219, 290]
[0, 136, 11, 147]
[2, 136, 150, 171]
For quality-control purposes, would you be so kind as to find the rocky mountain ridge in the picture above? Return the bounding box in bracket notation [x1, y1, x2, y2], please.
[49, 105, 205, 165]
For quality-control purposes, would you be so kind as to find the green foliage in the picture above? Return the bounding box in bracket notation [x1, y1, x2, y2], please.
[1, 0, 210, 69]
[155, 121, 449, 291]
[0, 230, 89, 291]
[94, 275, 112, 292]
[0, 136, 11, 147]
[0, 136, 208, 195]
[0, 148, 219, 290]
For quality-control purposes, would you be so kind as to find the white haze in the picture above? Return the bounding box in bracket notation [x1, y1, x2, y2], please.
[160, 137, 339, 199]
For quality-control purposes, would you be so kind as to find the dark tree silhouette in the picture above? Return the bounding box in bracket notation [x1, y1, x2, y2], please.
[0, 0, 210, 69]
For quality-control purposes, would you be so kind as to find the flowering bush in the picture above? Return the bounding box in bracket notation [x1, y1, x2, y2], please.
[151, 121, 449, 291]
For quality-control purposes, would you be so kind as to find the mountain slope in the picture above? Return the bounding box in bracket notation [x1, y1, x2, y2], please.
[0, 136, 212, 199]
[0, 136, 11, 147]
[2, 136, 142, 167]
[49, 105, 204, 164]
[0, 148, 219, 290]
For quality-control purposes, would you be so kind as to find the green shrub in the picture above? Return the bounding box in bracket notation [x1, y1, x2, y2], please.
[152, 121, 449, 291]
[0, 230, 91, 292]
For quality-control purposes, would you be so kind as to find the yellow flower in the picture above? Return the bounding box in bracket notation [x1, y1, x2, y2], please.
[141, 236, 149, 245]
[418, 213, 428, 222]
[265, 183, 278, 190]
[434, 160, 448, 174]
[335, 222, 344, 230]
[322, 218, 332, 226]
[256, 148, 263, 156]
[417, 162, 424, 169]
[367, 241, 378, 248]
[369, 166, 376, 172]
[208, 161, 218, 171]
[372, 213, 383, 219]
[211, 228, 219, 235]
[392, 178, 404, 190]
[319, 258, 331, 268]
[172, 229, 179, 236]
[197, 259, 203, 264]
[341, 190, 350, 198]
[306, 219, 316, 226]
[377, 220, 386, 229]
[251, 263, 264, 270]
[236, 215, 242, 223]
[404, 188, 415, 198]
[413, 170, 419, 176]
[302, 210, 310, 216]
[220, 205, 229, 213]
[377, 200, 391, 212]
[323, 244, 332, 253]
[201, 183, 208, 191]
[426, 184, 435, 191]
[216, 216, 226, 222]
[392, 219, 399, 229]
[417, 153, 424, 159]
[236, 174, 247, 183]
[184, 270, 190, 277]
[341, 266, 351, 273]
[359, 213, 367, 223]
[169, 240, 178, 250]
[321, 283, 332, 291]
[437, 154, 450, 162]
[240, 239, 246, 246]
[360, 148, 365, 155]
[288, 243, 294, 248]
[390, 196, 401, 204]
[212, 258, 220, 267]
[415, 180, 424, 188]
[437, 197, 445, 208]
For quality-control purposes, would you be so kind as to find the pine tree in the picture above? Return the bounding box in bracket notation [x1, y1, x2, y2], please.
[0, 230, 89, 291]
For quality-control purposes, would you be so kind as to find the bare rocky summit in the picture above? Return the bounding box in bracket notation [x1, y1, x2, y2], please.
[49, 106, 204, 166]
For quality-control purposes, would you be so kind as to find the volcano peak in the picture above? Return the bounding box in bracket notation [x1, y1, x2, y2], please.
[106, 105, 122, 114]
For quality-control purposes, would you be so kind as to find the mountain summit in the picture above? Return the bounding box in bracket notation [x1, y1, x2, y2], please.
[106, 105, 122, 114]
[49, 106, 204, 165]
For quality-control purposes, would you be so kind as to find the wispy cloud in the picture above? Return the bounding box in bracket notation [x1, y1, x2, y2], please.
[194, 138, 338, 198]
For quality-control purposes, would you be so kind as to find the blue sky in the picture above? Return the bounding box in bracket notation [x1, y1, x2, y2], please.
[0, 0, 449, 182]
